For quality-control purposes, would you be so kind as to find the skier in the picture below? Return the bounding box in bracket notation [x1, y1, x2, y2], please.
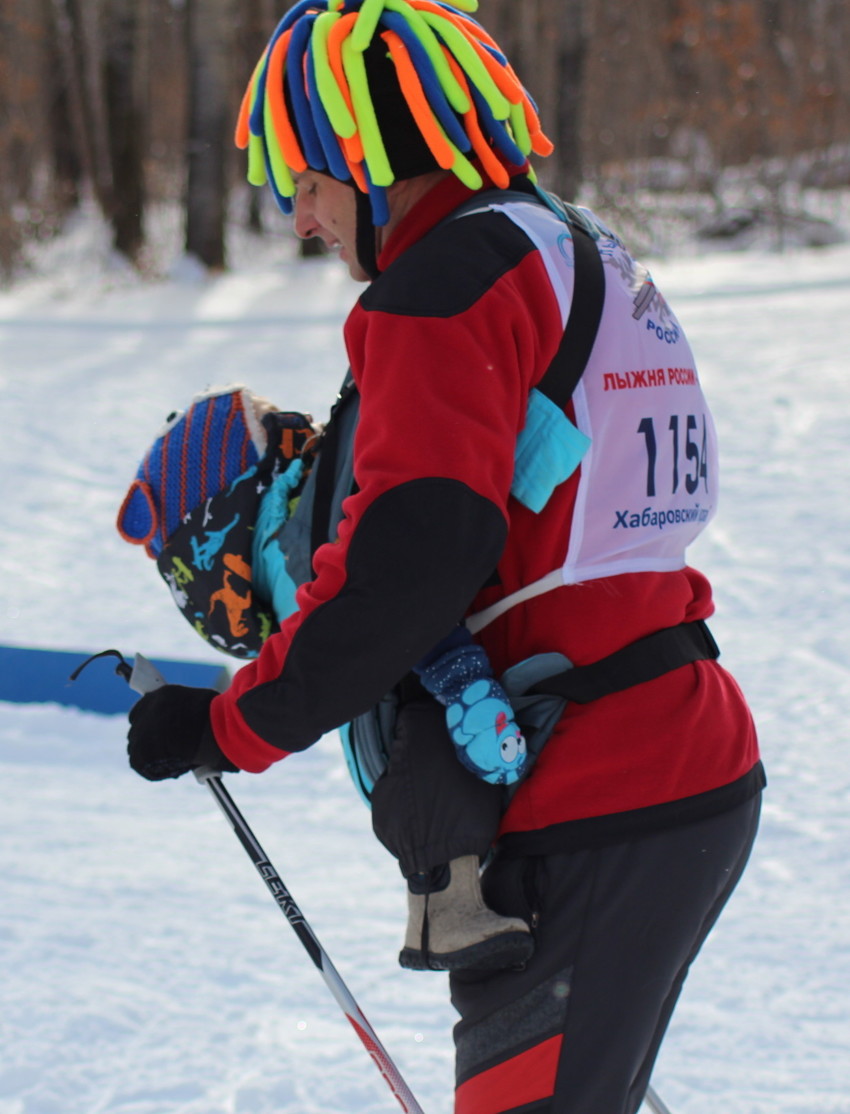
[124, 2, 765, 1111]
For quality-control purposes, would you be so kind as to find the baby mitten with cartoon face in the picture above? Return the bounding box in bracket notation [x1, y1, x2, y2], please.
[417, 641, 528, 786]
[445, 677, 528, 785]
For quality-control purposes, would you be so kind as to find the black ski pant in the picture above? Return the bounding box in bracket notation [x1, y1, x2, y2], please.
[449, 793, 761, 1114]
[369, 689, 760, 1113]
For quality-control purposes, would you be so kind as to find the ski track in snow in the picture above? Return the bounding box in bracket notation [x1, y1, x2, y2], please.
[1, 231, 850, 1113]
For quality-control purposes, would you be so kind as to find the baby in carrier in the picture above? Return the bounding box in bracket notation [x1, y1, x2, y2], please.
[118, 384, 534, 972]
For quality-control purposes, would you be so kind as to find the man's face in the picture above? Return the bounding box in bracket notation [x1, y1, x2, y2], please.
[292, 171, 371, 282]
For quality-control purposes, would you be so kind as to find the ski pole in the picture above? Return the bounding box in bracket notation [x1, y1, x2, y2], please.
[193, 766, 425, 1114]
[73, 651, 674, 1114]
[70, 650, 426, 1114]
[645, 1084, 674, 1114]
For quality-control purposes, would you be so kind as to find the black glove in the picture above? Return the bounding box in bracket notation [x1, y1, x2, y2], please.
[127, 685, 238, 781]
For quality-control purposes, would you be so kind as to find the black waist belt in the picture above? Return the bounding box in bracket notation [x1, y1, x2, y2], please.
[530, 620, 720, 704]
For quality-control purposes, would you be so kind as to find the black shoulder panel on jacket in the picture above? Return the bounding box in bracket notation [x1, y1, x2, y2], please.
[235, 477, 508, 751]
[362, 210, 536, 319]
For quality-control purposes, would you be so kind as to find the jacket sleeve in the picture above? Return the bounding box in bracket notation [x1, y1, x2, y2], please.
[209, 245, 561, 772]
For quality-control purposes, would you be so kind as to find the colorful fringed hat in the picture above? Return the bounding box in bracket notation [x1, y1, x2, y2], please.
[235, 0, 554, 226]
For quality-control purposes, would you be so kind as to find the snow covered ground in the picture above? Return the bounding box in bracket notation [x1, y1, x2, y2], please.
[1, 210, 849, 1114]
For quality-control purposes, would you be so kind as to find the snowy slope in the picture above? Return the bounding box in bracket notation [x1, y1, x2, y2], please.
[1, 217, 849, 1114]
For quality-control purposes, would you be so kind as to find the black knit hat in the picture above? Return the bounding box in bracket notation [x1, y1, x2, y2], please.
[359, 37, 441, 181]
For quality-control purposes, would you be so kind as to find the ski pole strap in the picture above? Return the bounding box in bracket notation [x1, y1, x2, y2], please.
[529, 620, 720, 704]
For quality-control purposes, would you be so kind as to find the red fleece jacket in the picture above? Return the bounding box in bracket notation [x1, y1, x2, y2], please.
[210, 174, 761, 846]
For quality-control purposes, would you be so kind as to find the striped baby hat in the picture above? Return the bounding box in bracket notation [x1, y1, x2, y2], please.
[117, 386, 270, 559]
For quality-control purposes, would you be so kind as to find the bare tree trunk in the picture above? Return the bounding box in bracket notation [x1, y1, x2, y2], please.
[103, 0, 144, 261]
[1, 0, 68, 278]
[481, 0, 589, 200]
[45, 0, 83, 215]
[78, 0, 113, 206]
[49, 0, 97, 198]
[0, 1, 21, 277]
[238, 0, 274, 234]
[549, 0, 589, 201]
[184, 0, 233, 269]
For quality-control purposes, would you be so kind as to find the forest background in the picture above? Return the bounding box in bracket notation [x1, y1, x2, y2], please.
[1, 0, 849, 280]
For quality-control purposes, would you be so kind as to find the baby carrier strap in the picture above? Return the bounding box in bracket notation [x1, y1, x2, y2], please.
[309, 374, 359, 563]
[528, 620, 720, 704]
[533, 214, 605, 411]
[446, 182, 606, 414]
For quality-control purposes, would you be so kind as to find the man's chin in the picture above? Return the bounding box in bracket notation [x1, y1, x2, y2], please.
[346, 259, 372, 283]
[337, 243, 371, 283]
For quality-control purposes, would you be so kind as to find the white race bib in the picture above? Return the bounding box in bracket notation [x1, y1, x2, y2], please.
[466, 201, 718, 632]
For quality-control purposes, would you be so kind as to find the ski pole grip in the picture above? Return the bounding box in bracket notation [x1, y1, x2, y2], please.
[193, 765, 223, 784]
[128, 653, 168, 695]
[128, 655, 225, 788]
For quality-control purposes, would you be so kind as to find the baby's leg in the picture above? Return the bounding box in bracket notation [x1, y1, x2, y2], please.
[371, 688, 534, 972]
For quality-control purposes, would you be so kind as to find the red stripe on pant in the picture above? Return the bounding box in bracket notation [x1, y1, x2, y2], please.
[455, 1034, 563, 1114]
